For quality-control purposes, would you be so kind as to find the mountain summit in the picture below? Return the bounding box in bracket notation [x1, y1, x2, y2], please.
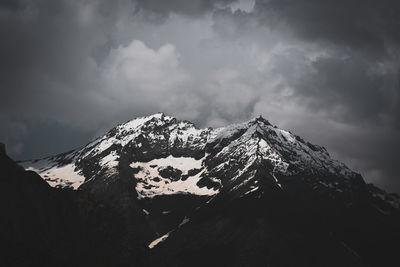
[22, 113, 362, 197]
[18, 113, 400, 266]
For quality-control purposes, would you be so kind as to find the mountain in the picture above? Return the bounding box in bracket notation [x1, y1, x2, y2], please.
[19, 113, 366, 197]
[10, 113, 400, 266]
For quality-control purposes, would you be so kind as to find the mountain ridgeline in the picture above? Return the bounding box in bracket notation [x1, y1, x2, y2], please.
[2, 113, 399, 266]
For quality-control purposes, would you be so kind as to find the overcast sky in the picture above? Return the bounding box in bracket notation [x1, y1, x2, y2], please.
[1, 0, 399, 193]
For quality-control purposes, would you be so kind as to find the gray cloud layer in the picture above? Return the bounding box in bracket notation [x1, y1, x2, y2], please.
[1, 0, 399, 192]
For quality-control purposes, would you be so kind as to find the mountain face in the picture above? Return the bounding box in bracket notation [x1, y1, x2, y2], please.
[21, 113, 362, 196]
[14, 114, 400, 266]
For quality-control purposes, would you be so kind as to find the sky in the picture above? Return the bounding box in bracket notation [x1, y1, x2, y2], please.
[0, 0, 399, 193]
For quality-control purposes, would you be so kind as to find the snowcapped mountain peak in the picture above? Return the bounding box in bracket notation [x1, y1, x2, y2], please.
[20, 113, 362, 200]
[251, 114, 272, 125]
[116, 112, 174, 132]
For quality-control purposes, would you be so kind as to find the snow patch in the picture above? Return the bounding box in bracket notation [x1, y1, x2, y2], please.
[26, 163, 85, 189]
[178, 216, 190, 227]
[142, 209, 150, 215]
[148, 232, 170, 249]
[100, 150, 119, 168]
[131, 156, 218, 199]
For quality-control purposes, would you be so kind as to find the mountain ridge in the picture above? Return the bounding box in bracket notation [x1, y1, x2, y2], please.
[19, 113, 400, 217]
[20, 113, 360, 194]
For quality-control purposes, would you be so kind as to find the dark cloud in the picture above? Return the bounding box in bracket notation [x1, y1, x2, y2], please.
[256, 0, 400, 57]
[255, 0, 400, 122]
[134, 0, 237, 17]
[0, 0, 399, 193]
[272, 52, 395, 123]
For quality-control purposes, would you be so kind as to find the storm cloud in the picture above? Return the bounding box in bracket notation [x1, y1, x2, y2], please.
[0, 0, 399, 192]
